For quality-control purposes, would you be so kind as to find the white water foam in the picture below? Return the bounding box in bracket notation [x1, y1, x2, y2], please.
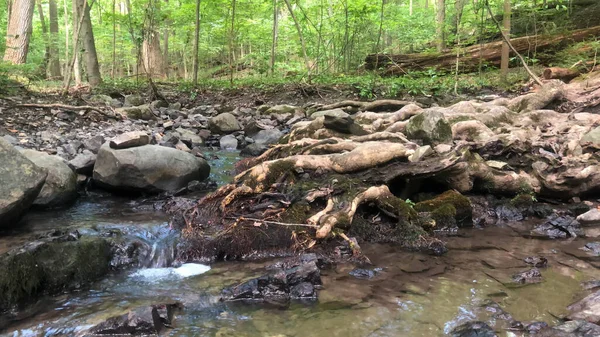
[130, 263, 211, 282]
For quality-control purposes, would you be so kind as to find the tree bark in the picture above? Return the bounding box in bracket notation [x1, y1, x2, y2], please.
[192, 0, 200, 85]
[283, 0, 311, 80]
[48, 0, 61, 78]
[435, 0, 445, 52]
[75, 0, 102, 86]
[3, 0, 35, 64]
[269, 0, 278, 76]
[229, 0, 236, 85]
[501, 0, 511, 80]
[37, 1, 50, 77]
[141, 30, 166, 78]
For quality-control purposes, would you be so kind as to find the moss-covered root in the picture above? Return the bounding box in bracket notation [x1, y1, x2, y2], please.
[414, 190, 473, 227]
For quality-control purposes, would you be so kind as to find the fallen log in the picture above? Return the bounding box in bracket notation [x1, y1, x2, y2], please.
[542, 67, 581, 82]
[365, 25, 600, 75]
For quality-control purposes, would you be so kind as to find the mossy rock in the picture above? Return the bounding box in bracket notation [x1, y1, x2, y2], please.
[405, 110, 452, 145]
[414, 190, 472, 227]
[0, 235, 111, 309]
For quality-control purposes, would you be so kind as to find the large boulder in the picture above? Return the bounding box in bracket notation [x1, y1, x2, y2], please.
[0, 138, 47, 226]
[208, 113, 241, 134]
[93, 144, 210, 193]
[310, 108, 350, 120]
[21, 149, 78, 207]
[253, 128, 284, 146]
[405, 110, 452, 145]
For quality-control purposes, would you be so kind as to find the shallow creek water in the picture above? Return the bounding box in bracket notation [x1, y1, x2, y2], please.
[2, 153, 600, 337]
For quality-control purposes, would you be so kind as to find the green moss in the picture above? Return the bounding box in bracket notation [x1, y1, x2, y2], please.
[414, 190, 472, 227]
[0, 237, 111, 309]
[280, 202, 313, 224]
[449, 116, 473, 124]
[434, 119, 453, 142]
[510, 193, 536, 208]
[430, 204, 457, 228]
[246, 160, 296, 191]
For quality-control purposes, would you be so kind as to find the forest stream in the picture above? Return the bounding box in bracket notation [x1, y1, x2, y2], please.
[2, 151, 600, 337]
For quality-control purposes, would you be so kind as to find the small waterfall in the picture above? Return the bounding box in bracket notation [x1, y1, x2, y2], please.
[142, 227, 178, 268]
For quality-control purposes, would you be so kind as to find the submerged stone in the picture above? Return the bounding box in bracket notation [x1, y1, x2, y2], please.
[86, 302, 183, 336]
[450, 321, 497, 337]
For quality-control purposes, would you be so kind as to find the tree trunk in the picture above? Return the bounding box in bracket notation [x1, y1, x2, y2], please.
[163, 0, 169, 79]
[283, 0, 311, 80]
[192, 0, 200, 85]
[48, 0, 61, 78]
[63, 0, 69, 76]
[229, 0, 236, 84]
[37, 1, 50, 77]
[75, 0, 102, 86]
[112, 0, 116, 78]
[269, 0, 278, 76]
[501, 0, 511, 80]
[141, 30, 166, 78]
[435, 0, 445, 52]
[3, 0, 35, 64]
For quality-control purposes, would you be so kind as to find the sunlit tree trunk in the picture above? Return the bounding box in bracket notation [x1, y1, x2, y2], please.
[48, 0, 61, 78]
[3, 0, 35, 64]
[283, 0, 310, 79]
[63, 0, 69, 75]
[192, 0, 200, 84]
[141, 30, 166, 78]
[435, 0, 445, 52]
[501, 0, 511, 80]
[37, 1, 50, 76]
[74, 0, 102, 86]
[111, 0, 116, 78]
[269, 0, 278, 76]
[229, 0, 236, 84]
[163, 0, 169, 78]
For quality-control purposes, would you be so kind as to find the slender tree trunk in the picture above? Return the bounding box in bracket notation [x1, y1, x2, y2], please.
[141, 30, 166, 78]
[409, 0, 413, 15]
[37, 1, 50, 77]
[425, 0, 428, 9]
[64, 0, 69, 75]
[75, 0, 102, 86]
[375, 0, 384, 70]
[192, 0, 200, 85]
[6, 0, 12, 32]
[3, 0, 35, 64]
[269, 0, 278, 76]
[163, 0, 169, 78]
[229, 0, 236, 85]
[48, 0, 61, 78]
[501, 0, 511, 79]
[283, 0, 311, 80]
[72, 0, 82, 85]
[435, 0, 445, 52]
[112, 0, 116, 78]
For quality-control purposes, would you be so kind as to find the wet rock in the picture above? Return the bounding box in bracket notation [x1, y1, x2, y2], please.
[524, 321, 549, 334]
[244, 120, 269, 137]
[531, 215, 584, 239]
[86, 302, 183, 336]
[83, 135, 105, 153]
[21, 149, 78, 207]
[538, 320, 600, 337]
[3, 134, 17, 145]
[349, 268, 382, 279]
[208, 113, 241, 134]
[0, 138, 47, 226]
[577, 209, 600, 225]
[512, 267, 542, 284]
[93, 144, 210, 193]
[220, 135, 238, 150]
[0, 231, 111, 310]
[68, 150, 97, 175]
[582, 280, 600, 290]
[221, 254, 321, 301]
[109, 131, 150, 149]
[524, 256, 548, 268]
[405, 110, 452, 145]
[240, 143, 268, 157]
[310, 108, 349, 119]
[450, 321, 497, 337]
[252, 128, 283, 146]
[582, 242, 600, 256]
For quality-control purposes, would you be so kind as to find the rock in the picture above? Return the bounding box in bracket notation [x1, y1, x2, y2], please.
[109, 131, 150, 149]
[93, 144, 210, 193]
[2, 135, 17, 145]
[512, 268, 543, 284]
[414, 190, 472, 228]
[577, 209, 600, 225]
[524, 256, 548, 268]
[208, 113, 241, 134]
[219, 135, 238, 150]
[405, 110, 452, 145]
[69, 151, 97, 175]
[240, 143, 268, 157]
[253, 128, 284, 146]
[450, 321, 497, 337]
[83, 135, 105, 153]
[568, 291, 600, 324]
[150, 100, 168, 110]
[115, 105, 155, 120]
[264, 104, 297, 115]
[537, 320, 600, 337]
[580, 127, 600, 148]
[86, 302, 183, 336]
[310, 108, 350, 119]
[0, 231, 111, 310]
[408, 145, 433, 162]
[221, 254, 321, 301]
[20, 150, 78, 207]
[583, 280, 600, 290]
[451, 120, 495, 142]
[123, 94, 144, 107]
[174, 128, 203, 147]
[349, 268, 381, 279]
[244, 120, 269, 137]
[0, 139, 47, 226]
[582, 242, 600, 256]
[322, 115, 368, 135]
[531, 215, 584, 239]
